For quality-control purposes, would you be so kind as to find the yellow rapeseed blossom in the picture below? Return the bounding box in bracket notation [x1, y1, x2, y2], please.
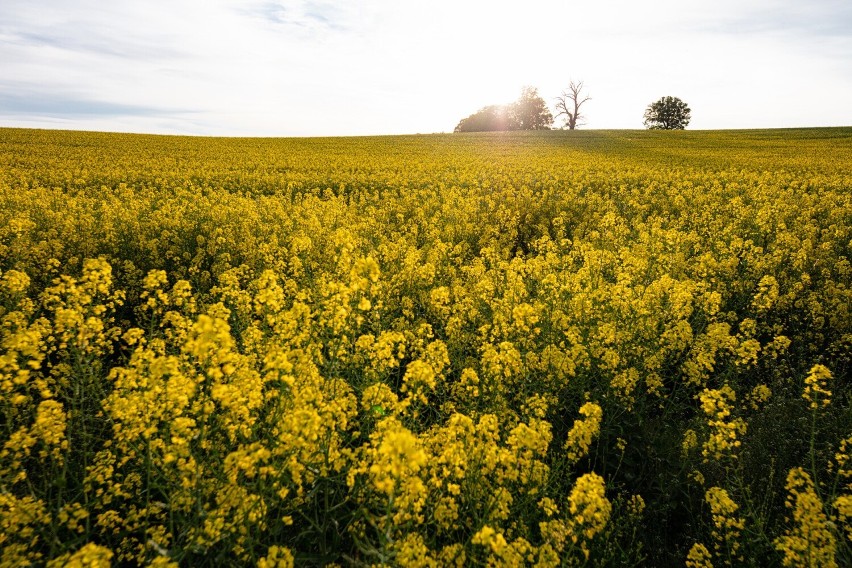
[361, 382, 403, 417]
[363, 418, 428, 496]
[682, 323, 737, 386]
[699, 386, 746, 461]
[683, 429, 699, 456]
[746, 384, 772, 410]
[538, 497, 559, 518]
[0, 270, 30, 296]
[774, 468, 837, 568]
[504, 418, 552, 485]
[0, 493, 51, 565]
[31, 399, 68, 460]
[566, 472, 611, 558]
[627, 494, 645, 516]
[752, 275, 779, 313]
[705, 486, 744, 563]
[257, 545, 295, 568]
[393, 533, 439, 568]
[686, 542, 714, 568]
[472, 525, 509, 557]
[46, 543, 113, 568]
[802, 364, 832, 409]
[833, 494, 852, 542]
[565, 402, 603, 462]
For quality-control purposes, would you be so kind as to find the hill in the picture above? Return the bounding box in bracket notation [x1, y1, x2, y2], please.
[1, 127, 850, 566]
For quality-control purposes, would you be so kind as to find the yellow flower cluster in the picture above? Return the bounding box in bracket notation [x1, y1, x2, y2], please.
[831, 436, 852, 543]
[686, 542, 714, 568]
[774, 468, 837, 567]
[30, 399, 68, 460]
[704, 487, 745, 564]
[46, 542, 113, 568]
[363, 417, 428, 498]
[802, 364, 833, 409]
[567, 472, 611, 541]
[699, 385, 747, 461]
[471, 525, 536, 566]
[564, 401, 603, 463]
[257, 545, 294, 568]
[745, 384, 772, 410]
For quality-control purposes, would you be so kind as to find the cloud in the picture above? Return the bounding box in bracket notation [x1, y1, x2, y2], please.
[240, 1, 368, 35]
[5, 29, 183, 60]
[691, 0, 852, 38]
[0, 91, 189, 118]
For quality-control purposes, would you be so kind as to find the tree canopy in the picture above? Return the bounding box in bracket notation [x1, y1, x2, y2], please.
[455, 87, 553, 132]
[454, 105, 512, 133]
[643, 96, 691, 130]
[511, 86, 553, 131]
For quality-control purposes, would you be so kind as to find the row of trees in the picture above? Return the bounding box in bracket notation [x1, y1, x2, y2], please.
[454, 84, 691, 132]
[453, 86, 555, 133]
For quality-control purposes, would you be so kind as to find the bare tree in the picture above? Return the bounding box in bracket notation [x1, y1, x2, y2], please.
[554, 81, 591, 130]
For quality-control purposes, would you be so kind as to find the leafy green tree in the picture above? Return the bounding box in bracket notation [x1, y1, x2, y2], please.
[455, 87, 553, 132]
[643, 96, 691, 130]
[454, 105, 512, 132]
[510, 86, 553, 130]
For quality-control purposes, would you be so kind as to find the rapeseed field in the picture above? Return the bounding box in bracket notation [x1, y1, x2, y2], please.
[0, 127, 850, 566]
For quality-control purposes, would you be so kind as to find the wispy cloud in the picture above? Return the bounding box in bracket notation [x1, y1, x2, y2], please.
[689, 0, 852, 38]
[5, 29, 183, 60]
[240, 1, 367, 35]
[0, 91, 189, 118]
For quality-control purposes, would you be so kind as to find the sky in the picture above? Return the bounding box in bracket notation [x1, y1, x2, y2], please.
[1, 0, 851, 136]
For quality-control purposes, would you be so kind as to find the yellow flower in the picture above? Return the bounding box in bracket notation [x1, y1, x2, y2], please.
[565, 402, 602, 462]
[472, 525, 508, 556]
[833, 494, 852, 542]
[774, 468, 837, 568]
[257, 545, 294, 568]
[752, 275, 779, 312]
[401, 360, 439, 405]
[480, 341, 523, 380]
[393, 533, 438, 568]
[0, 269, 30, 296]
[361, 382, 403, 417]
[0, 493, 51, 564]
[746, 384, 772, 410]
[802, 364, 832, 409]
[46, 542, 113, 568]
[365, 418, 428, 496]
[566, 472, 611, 547]
[683, 429, 698, 456]
[628, 494, 645, 516]
[699, 386, 746, 461]
[504, 418, 552, 486]
[538, 497, 559, 518]
[686, 542, 714, 568]
[705, 486, 744, 560]
[32, 399, 68, 460]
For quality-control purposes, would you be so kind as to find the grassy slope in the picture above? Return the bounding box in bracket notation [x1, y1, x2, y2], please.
[3, 125, 852, 173]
